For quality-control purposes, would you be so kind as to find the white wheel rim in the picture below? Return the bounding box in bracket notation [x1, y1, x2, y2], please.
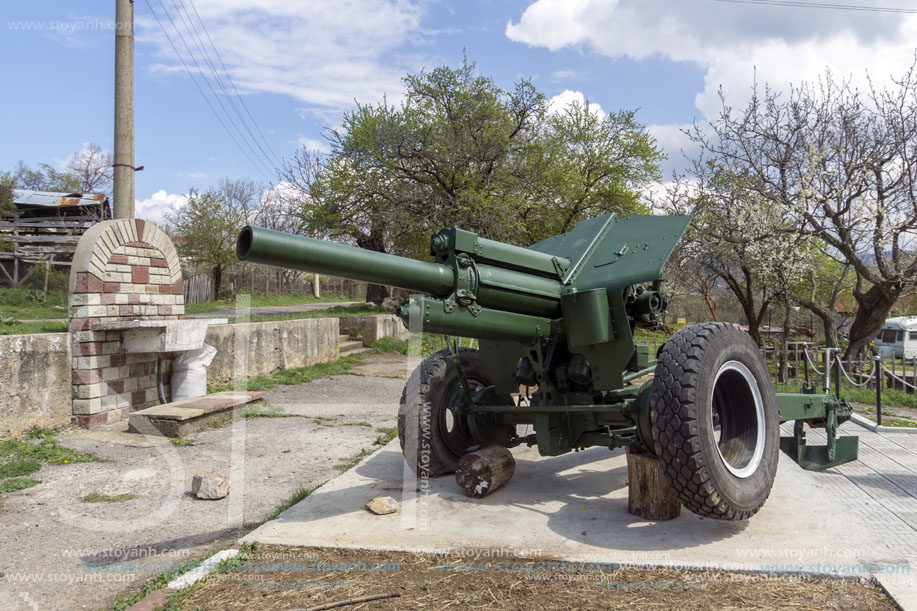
[710, 360, 766, 479]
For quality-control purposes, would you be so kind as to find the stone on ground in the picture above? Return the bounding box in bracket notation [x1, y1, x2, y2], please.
[365, 496, 398, 515]
[192, 471, 230, 500]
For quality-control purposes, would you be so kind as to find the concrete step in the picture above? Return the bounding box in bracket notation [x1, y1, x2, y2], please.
[128, 391, 265, 438]
[340, 338, 368, 357]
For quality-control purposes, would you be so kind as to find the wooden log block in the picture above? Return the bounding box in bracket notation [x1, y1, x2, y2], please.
[455, 446, 515, 498]
[625, 446, 681, 520]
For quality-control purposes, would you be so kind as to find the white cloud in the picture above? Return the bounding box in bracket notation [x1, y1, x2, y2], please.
[647, 124, 698, 177]
[137, 0, 428, 113]
[296, 137, 331, 154]
[136, 190, 188, 225]
[507, 0, 917, 120]
[551, 69, 577, 80]
[548, 89, 606, 118]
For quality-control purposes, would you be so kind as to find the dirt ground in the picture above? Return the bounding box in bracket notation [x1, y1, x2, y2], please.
[0, 356, 407, 611]
[180, 545, 896, 610]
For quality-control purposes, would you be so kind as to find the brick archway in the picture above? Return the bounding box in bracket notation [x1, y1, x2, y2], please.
[68, 219, 185, 427]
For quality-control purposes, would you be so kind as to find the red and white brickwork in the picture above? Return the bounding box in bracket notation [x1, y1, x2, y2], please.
[68, 219, 184, 428]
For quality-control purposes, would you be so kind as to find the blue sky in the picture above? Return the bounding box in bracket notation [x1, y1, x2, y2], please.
[2, 1, 916, 223]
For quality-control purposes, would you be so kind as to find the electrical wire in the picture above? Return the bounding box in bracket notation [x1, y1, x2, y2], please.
[143, 0, 275, 183]
[153, 0, 276, 179]
[711, 0, 917, 14]
[183, 0, 284, 168]
[171, 0, 283, 169]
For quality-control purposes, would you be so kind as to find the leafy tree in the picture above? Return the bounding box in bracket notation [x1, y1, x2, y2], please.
[165, 178, 257, 300]
[8, 161, 80, 193]
[283, 58, 662, 302]
[0, 174, 15, 250]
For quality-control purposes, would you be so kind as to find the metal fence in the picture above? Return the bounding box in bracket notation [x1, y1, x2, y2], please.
[760, 344, 917, 426]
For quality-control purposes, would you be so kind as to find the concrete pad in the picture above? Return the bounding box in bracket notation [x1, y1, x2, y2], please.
[245, 442, 913, 607]
[127, 391, 266, 437]
[137, 406, 206, 421]
[67, 420, 173, 447]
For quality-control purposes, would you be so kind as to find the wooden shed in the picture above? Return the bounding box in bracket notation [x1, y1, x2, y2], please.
[0, 190, 111, 287]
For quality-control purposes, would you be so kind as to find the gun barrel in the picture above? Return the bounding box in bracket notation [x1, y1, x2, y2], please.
[237, 226, 455, 296]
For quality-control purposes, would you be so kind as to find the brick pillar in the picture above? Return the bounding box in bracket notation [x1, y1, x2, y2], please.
[68, 219, 184, 428]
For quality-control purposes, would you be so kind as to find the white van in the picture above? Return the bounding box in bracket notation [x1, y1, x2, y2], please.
[874, 316, 917, 358]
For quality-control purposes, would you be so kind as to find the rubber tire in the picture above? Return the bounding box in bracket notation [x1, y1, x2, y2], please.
[651, 322, 779, 520]
[398, 348, 512, 478]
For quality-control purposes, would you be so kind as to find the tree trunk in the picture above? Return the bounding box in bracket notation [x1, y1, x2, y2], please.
[356, 225, 390, 304]
[780, 301, 791, 383]
[455, 446, 515, 498]
[721, 269, 766, 346]
[212, 265, 222, 301]
[702, 290, 719, 321]
[845, 283, 901, 361]
[365, 283, 389, 304]
[625, 447, 681, 520]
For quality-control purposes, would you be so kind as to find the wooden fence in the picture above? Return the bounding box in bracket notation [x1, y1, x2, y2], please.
[183, 273, 214, 304]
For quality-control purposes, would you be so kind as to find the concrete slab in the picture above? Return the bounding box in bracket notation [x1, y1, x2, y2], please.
[245, 439, 915, 609]
[128, 391, 266, 436]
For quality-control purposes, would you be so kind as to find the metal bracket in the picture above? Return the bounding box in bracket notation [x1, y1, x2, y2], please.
[777, 391, 859, 471]
[449, 339, 474, 414]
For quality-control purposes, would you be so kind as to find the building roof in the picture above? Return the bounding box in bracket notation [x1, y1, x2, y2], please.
[12, 189, 108, 208]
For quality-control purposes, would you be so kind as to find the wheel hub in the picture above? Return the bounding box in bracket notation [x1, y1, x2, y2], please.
[710, 360, 766, 478]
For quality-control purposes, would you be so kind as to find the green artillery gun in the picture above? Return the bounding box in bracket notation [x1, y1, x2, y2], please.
[236, 213, 858, 520]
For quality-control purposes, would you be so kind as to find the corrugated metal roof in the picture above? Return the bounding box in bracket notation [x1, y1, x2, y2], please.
[12, 189, 108, 207]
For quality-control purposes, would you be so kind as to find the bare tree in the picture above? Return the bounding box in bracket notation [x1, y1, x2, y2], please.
[66, 143, 113, 194]
[687, 61, 917, 359]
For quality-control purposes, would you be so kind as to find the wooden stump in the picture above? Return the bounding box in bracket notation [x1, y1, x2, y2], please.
[455, 446, 515, 498]
[625, 446, 681, 520]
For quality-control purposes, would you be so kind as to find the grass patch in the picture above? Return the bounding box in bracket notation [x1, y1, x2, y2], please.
[0, 477, 40, 493]
[342, 421, 372, 428]
[884, 418, 917, 428]
[226, 304, 386, 324]
[0, 459, 41, 478]
[184, 292, 354, 315]
[0, 288, 68, 320]
[81, 492, 138, 503]
[26, 426, 57, 439]
[375, 427, 398, 446]
[156, 541, 261, 610]
[845, 384, 917, 409]
[208, 354, 362, 394]
[335, 448, 374, 472]
[0, 320, 70, 335]
[110, 551, 225, 611]
[370, 336, 409, 354]
[0, 438, 97, 464]
[244, 405, 295, 419]
[266, 484, 322, 522]
[169, 438, 195, 447]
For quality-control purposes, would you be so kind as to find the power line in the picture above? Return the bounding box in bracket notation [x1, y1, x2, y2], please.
[142, 0, 275, 183]
[711, 0, 917, 13]
[183, 0, 284, 168]
[171, 0, 283, 169]
[153, 0, 276, 179]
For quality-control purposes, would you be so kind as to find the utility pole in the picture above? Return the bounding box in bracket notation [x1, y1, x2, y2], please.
[113, 0, 134, 219]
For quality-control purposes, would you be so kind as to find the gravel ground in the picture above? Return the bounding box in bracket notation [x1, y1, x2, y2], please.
[0, 355, 406, 611]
